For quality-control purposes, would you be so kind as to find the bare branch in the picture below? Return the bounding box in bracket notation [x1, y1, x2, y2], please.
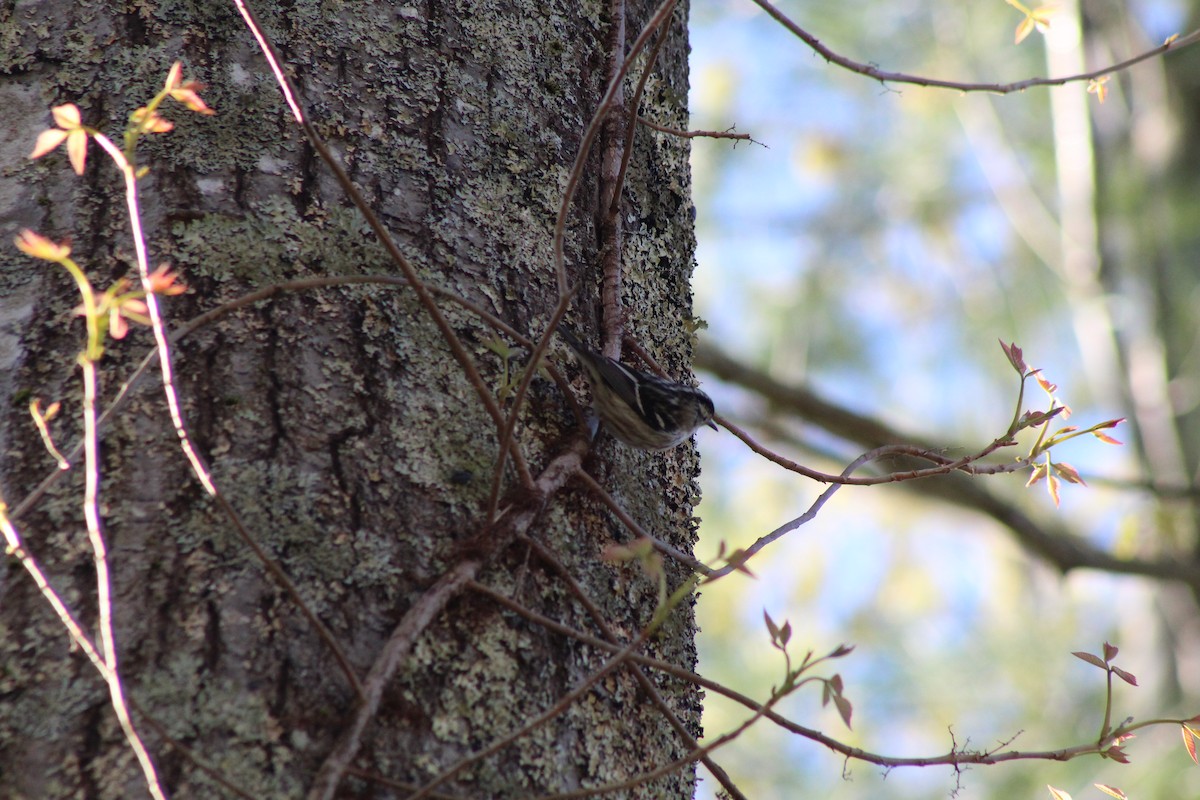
[638, 117, 760, 145]
[752, 0, 1200, 93]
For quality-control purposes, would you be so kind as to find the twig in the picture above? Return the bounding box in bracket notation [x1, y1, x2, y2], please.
[92, 133, 216, 496]
[752, 0, 1200, 93]
[468, 581, 1198, 774]
[516, 538, 745, 800]
[572, 469, 711, 575]
[598, 0, 630, 354]
[305, 439, 590, 800]
[637, 117, 757, 144]
[550, 0, 680, 299]
[82, 359, 167, 799]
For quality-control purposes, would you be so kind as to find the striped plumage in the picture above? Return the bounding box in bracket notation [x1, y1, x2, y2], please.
[558, 326, 717, 451]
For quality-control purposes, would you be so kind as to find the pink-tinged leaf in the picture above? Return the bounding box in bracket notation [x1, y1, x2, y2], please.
[1035, 372, 1057, 394]
[1112, 666, 1138, 686]
[147, 264, 188, 295]
[165, 61, 183, 90]
[1104, 745, 1131, 764]
[171, 83, 215, 115]
[1020, 406, 1066, 429]
[779, 620, 792, 647]
[1072, 651, 1107, 670]
[29, 127, 69, 159]
[763, 609, 780, 641]
[830, 643, 854, 659]
[1103, 642, 1119, 662]
[828, 674, 844, 693]
[834, 693, 853, 729]
[1000, 340, 1027, 373]
[66, 128, 88, 174]
[726, 548, 756, 578]
[1026, 463, 1047, 487]
[600, 542, 636, 562]
[1094, 784, 1126, 800]
[119, 298, 149, 319]
[1047, 785, 1072, 800]
[1088, 77, 1110, 104]
[130, 107, 174, 134]
[1093, 430, 1123, 445]
[50, 103, 81, 129]
[14, 229, 71, 261]
[1053, 462, 1086, 486]
[1048, 473, 1061, 507]
[109, 308, 129, 340]
[1182, 725, 1198, 765]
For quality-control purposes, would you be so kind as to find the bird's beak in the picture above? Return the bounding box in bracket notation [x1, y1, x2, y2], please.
[707, 420, 719, 431]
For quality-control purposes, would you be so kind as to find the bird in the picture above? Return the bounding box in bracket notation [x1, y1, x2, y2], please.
[557, 325, 717, 450]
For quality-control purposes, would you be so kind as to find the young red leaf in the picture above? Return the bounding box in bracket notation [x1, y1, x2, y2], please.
[64, 127, 88, 175]
[147, 264, 187, 295]
[1046, 785, 1072, 800]
[763, 609, 780, 642]
[1183, 724, 1198, 766]
[1103, 745, 1130, 764]
[1112, 666, 1138, 686]
[170, 82, 215, 115]
[1103, 642, 1119, 662]
[1048, 473, 1061, 507]
[30, 127, 69, 160]
[999, 340, 1027, 373]
[50, 103, 81, 129]
[1072, 651, 1107, 670]
[834, 693, 853, 729]
[1053, 462, 1086, 486]
[1094, 784, 1127, 799]
[1026, 463, 1048, 487]
[725, 548, 756, 578]
[14, 229, 71, 261]
[165, 61, 183, 90]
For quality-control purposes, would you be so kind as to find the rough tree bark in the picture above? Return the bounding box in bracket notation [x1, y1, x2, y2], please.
[0, 1, 706, 797]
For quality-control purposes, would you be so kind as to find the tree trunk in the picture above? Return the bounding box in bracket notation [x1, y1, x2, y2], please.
[0, 1, 705, 797]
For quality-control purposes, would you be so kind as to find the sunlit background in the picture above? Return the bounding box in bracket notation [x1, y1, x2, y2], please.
[689, 0, 1200, 796]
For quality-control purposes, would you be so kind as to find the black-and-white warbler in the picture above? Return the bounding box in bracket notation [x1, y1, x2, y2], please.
[558, 326, 717, 451]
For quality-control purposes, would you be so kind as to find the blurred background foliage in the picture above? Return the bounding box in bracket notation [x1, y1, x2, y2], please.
[687, 0, 1200, 796]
